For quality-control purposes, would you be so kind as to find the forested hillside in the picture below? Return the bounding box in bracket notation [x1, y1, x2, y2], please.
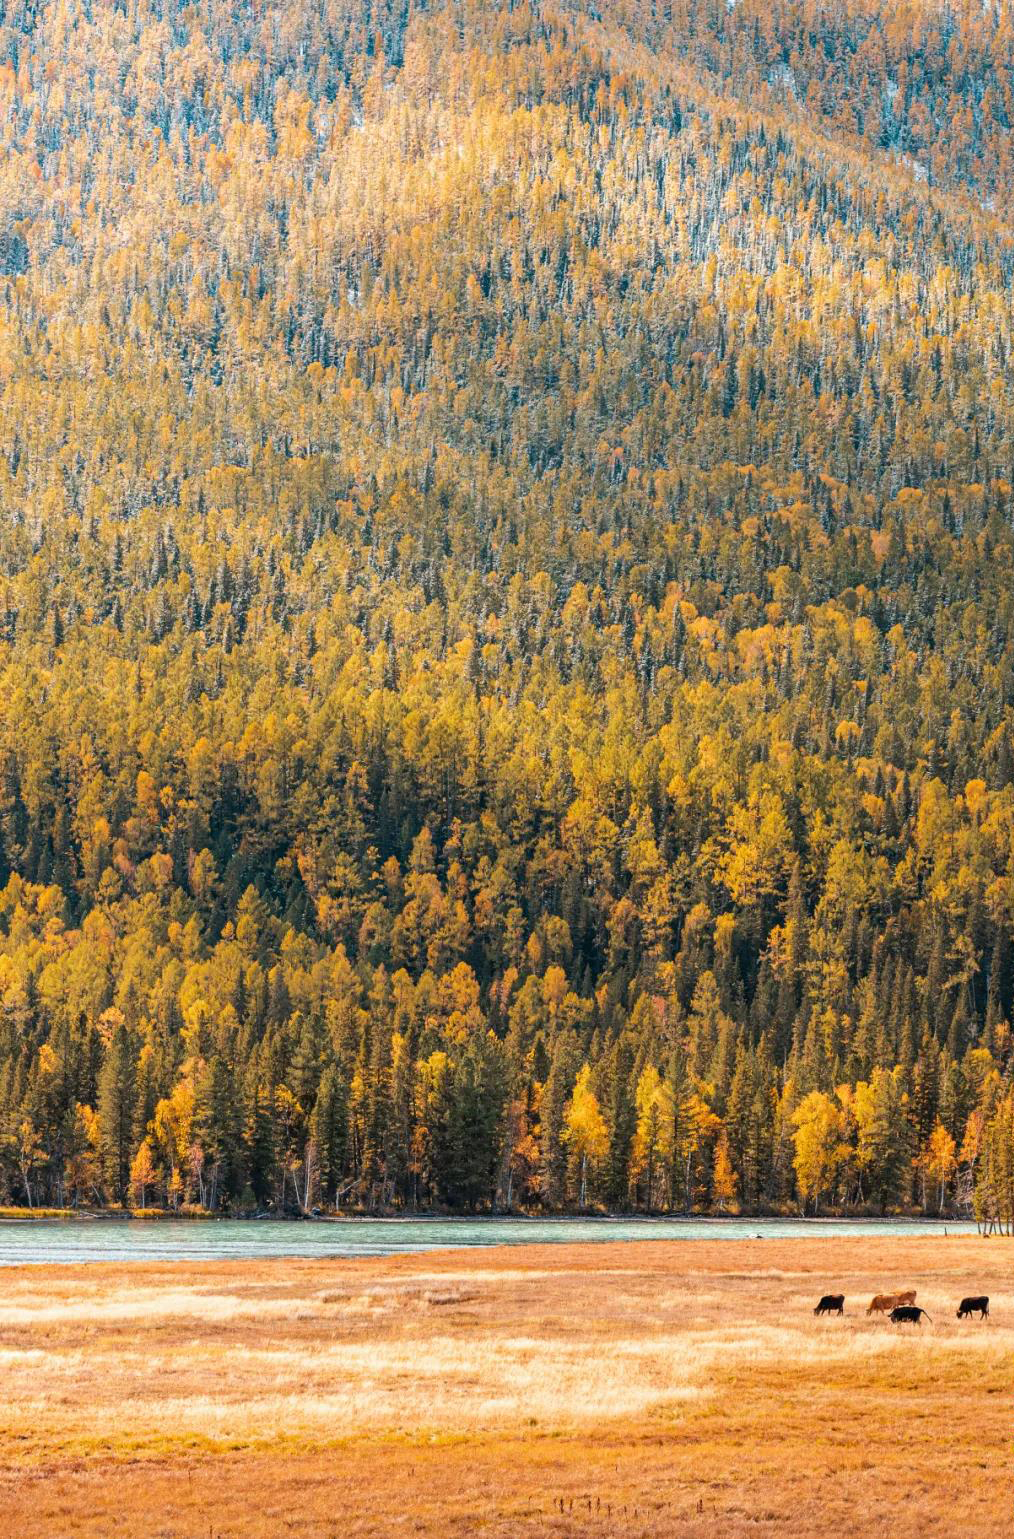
[2, 0, 1014, 1219]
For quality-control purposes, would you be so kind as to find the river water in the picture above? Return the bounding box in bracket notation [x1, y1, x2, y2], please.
[0, 1215, 974, 1265]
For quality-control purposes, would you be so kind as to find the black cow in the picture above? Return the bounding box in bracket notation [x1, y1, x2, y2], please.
[814, 1294, 844, 1316]
[957, 1296, 989, 1320]
[889, 1305, 932, 1325]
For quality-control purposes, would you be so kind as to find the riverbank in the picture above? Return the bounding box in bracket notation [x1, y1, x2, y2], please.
[0, 1202, 977, 1221]
[0, 1235, 1007, 1537]
[0, 1206, 223, 1221]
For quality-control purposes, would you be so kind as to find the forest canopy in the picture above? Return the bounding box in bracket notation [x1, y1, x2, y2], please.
[2, 0, 1014, 1221]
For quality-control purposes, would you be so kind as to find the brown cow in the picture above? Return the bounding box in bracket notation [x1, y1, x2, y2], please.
[866, 1290, 916, 1315]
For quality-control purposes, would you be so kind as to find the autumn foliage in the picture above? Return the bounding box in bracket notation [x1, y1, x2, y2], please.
[1, 0, 1014, 1218]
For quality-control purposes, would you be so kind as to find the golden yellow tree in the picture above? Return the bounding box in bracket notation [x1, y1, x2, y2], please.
[712, 1132, 738, 1213]
[631, 1066, 673, 1210]
[561, 1063, 609, 1207]
[129, 1139, 158, 1209]
[922, 1124, 957, 1215]
[792, 1092, 844, 1214]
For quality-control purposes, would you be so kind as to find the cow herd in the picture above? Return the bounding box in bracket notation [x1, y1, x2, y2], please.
[813, 1290, 990, 1325]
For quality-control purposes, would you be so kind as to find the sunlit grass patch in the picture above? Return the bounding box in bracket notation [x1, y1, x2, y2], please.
[0, 1236, 1009, 1536]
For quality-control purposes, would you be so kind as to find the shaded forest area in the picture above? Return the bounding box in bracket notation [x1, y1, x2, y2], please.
[2, 0, 1014, 1219]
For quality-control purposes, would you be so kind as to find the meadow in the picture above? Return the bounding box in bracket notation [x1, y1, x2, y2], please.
[0, 1236, 1008, 1537]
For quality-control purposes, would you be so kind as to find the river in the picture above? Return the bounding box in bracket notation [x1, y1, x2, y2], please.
[0, 1214, 975, 1265]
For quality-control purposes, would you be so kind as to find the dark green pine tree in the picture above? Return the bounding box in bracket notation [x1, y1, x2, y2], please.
[133, 1047, 161, 1148]
[538, 1029, 580, 1209]
[445, 1034, 506, 1210]
[244, 1070, 276, 1209]
[288, 1013, 325, 1112]
[311, 1063, 349, 1206]
[603, 1036, 636, 1211]
[97, 1024, 136, 1204]
[193, 1054, 241, 1208]
[724, 1045, 753, 1200]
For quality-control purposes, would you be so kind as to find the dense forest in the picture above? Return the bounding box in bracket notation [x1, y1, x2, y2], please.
[2, 0, 1014, 1222]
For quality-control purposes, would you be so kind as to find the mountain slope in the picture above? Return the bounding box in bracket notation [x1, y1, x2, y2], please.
[0, 0, 1012, 1217]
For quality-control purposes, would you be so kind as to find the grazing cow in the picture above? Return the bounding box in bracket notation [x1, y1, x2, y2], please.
[957, 1296, 989, 1320]
[866, 1290, 917, 1315]
[814, 1294, 845, 1316]
[889, 1305, 931, 1326]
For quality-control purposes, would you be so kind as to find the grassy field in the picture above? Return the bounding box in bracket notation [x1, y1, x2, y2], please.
[0, 1236, 1008, 1537]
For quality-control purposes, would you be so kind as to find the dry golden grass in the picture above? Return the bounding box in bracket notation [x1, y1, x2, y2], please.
[0, 1235, 1009, 1536]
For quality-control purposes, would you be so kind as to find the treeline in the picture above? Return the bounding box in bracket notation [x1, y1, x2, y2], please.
[1, 1, 1014, 1219]
[3, 858, 1014, 1223]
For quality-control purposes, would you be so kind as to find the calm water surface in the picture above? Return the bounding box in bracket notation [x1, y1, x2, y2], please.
[0, 1215, 974, 1265]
